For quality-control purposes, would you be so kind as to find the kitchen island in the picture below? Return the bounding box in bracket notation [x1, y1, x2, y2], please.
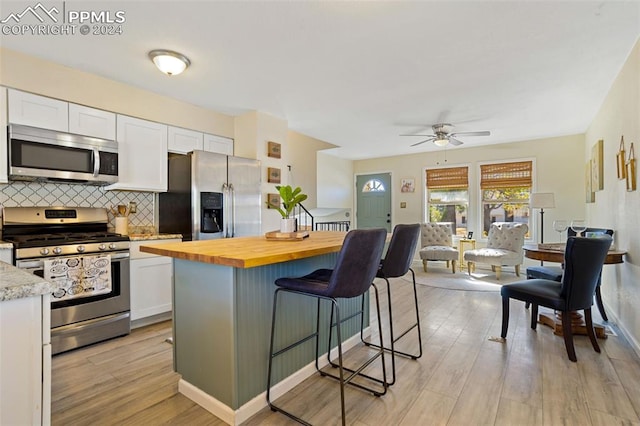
[140, 231, 363, 425]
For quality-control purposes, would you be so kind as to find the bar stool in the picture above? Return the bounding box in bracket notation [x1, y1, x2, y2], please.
[328, 224, 422, 386]
[266, 228, 388, 426]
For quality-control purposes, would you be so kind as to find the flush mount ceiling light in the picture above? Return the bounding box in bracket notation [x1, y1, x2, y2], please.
[148, 49, 190, 76]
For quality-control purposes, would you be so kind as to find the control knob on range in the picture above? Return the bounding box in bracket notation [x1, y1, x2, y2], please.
[53, 247, 62, 255]
[99, 244, 107, 251]
[77, 245, 86, 253]
[109, 243, 117, 250]
[40, 248, 50, 256]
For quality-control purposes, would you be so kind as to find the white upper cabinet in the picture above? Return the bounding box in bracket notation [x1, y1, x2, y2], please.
[0, 88, 8, 183]
[168, 126, 204, 154]
[204, 133, 234, 155]
[106, 115, 167, 192]
[68, 104, 116, 140]
[8, 89, 68, 132]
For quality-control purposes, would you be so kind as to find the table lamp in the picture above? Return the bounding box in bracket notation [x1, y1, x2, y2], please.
[530, 192, 555, 243]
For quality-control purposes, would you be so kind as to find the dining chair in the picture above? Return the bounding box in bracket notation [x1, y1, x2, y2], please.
[500, 236, 612, 362]
[357, 223, 422, 386]
[266, 228, 388, 426]
[525, 227, 613, 320]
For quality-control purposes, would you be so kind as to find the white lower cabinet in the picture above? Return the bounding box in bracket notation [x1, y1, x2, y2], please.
[0, 248, 13, 264]
[130, 239, 180, 325]
[0, 294, 51, 426]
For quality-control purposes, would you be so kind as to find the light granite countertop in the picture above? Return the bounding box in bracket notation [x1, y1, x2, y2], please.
[128, 234, 183, 241]
[0, 261, 51, 302]
[0, 242, 14, 249]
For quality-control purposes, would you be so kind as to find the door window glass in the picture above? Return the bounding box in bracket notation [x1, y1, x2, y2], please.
[362, 179, 385, 192]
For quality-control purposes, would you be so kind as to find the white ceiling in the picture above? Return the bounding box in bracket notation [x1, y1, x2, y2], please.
[1, 1, 639, 160]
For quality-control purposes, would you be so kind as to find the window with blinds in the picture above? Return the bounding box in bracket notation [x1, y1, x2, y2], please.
[480, 160, 532, 237]
[426, 167, 469, 236]
[480, 161, 532, 189]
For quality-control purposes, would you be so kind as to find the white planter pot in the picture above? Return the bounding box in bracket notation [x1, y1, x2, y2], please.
[280, 218, 296, 233]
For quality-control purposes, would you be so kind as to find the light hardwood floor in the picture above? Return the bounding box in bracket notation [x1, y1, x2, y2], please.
[52, 270, 640, 425]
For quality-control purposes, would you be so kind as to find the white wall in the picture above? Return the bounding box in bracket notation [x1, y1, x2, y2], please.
[317, 152, 354, 209]
[585, 39, 640, 353]
[288, 130, 336, 209]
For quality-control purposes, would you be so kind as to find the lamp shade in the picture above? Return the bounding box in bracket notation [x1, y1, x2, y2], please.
[434, 138, 449, 147]
[530, 192, 555, 209]
[149, 50, 190, 76]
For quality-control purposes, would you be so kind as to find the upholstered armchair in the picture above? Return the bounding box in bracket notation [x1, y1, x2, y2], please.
[463, 222, 528, 280]
[419, 223, 459, 273]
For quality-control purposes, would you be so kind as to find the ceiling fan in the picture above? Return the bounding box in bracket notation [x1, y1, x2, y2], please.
[401, 123, 490, 147]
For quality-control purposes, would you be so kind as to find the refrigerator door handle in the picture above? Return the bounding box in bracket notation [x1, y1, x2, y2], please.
[222, 182, 229, 238]
[229, 183, 235, 237]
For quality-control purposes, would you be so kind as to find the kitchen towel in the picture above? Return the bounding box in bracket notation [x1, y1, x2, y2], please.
[45, 255, 112, 301]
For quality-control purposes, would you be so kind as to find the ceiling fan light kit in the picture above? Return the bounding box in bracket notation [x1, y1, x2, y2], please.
[402, 123, 491, 148]
[149, 49, 191, 76]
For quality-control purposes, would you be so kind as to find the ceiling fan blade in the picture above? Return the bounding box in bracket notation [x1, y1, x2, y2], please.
[400, 133, 435, 137]
[450, 130, 490, 137]
[410, 138, 435, 147]
[448, 137, 464, 146]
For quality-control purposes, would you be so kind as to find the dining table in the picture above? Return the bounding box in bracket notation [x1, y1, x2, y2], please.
[523, 242, 626, 338]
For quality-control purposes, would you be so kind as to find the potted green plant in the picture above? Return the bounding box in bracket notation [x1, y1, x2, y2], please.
[267, 185, 308, 233]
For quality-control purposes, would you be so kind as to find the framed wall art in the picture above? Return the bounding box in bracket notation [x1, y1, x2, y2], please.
[616, 135, 626, 180]
[267, 167, 281, 184]
[591, 139, 604, 191]
[626, 143, 636, 192]
[267, 193, 281, 209]
[400, 178, 415, 193]
[585, 160, 595, 203]
[267, 141, 281, 158]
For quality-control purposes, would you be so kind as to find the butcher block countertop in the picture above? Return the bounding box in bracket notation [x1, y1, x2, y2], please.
[139, 231, 348, 269]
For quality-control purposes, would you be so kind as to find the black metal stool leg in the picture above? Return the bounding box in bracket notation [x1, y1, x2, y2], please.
[361, 268, 423, 376]
[266, 289, 317, 426]
[324, 286, 388, 396]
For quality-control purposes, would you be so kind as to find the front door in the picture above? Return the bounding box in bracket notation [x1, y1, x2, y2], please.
[356, 173, 392, 232]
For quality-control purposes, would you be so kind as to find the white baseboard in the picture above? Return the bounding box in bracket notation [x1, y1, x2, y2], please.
[602, 302, 640, 359]
[178, 327, 371, 425]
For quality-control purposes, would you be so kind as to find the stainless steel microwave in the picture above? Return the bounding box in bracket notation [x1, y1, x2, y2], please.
[8, 124, 118, 185]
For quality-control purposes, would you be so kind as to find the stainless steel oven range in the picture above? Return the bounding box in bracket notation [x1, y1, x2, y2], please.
[2, 206, 130, 355]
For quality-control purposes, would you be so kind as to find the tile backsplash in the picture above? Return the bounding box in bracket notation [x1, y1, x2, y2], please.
[0, 182, 155, 230]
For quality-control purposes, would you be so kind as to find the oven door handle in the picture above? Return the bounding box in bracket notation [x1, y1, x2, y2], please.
[16, 252, 129, 269]
[92, 148, 100, 177]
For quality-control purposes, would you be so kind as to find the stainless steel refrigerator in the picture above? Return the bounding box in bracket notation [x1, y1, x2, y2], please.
[158, 150, 261, 241]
